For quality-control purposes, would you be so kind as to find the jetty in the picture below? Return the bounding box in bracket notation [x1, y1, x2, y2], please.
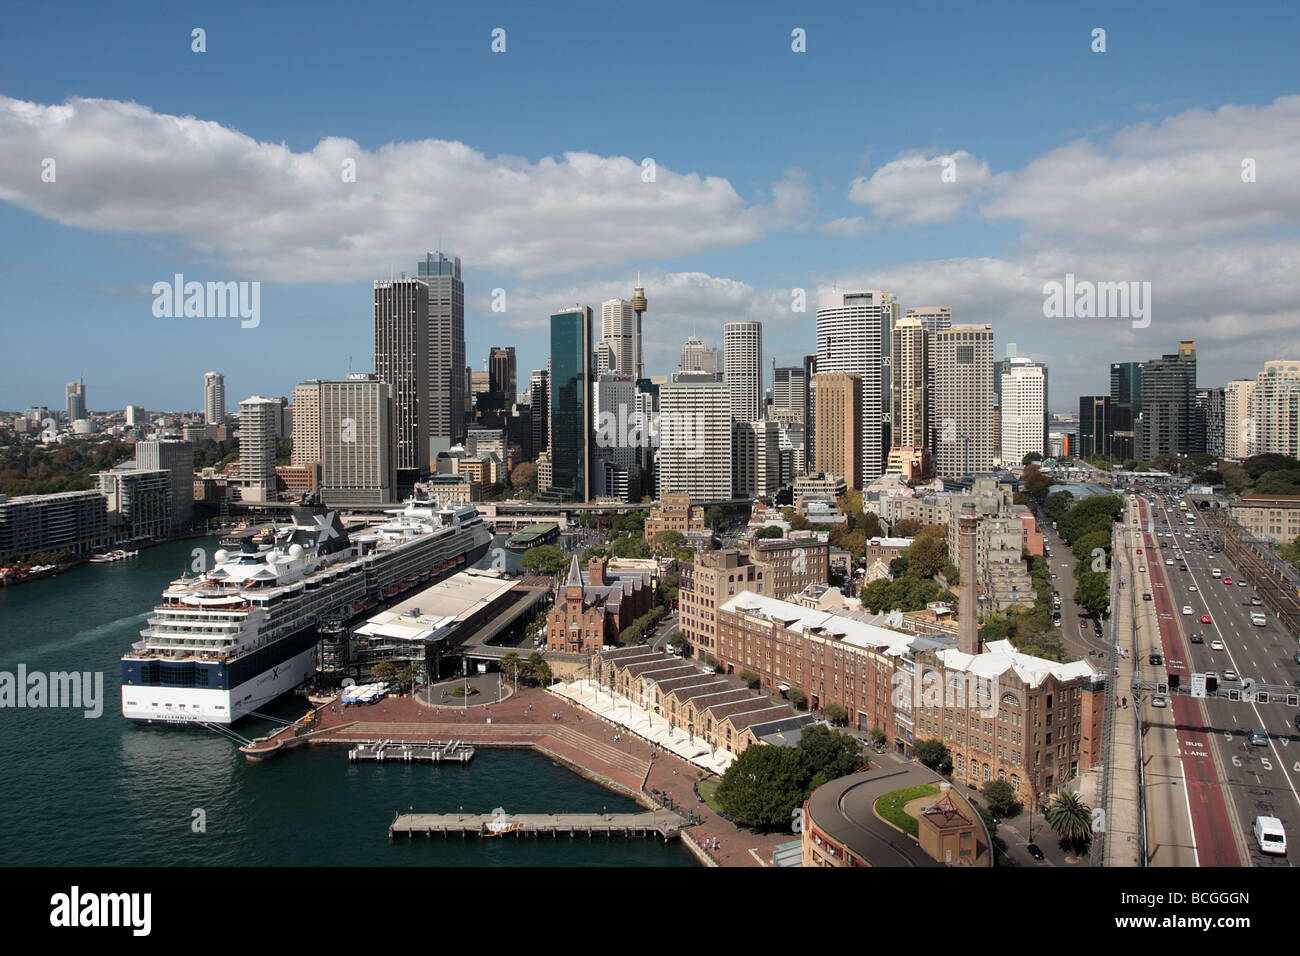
[389, 810, 682, 841]
[348, 738, 474, 764]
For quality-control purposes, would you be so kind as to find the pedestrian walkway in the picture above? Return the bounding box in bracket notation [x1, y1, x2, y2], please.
[1104, 521, 1143, 866]
[550, 678, 736, 774]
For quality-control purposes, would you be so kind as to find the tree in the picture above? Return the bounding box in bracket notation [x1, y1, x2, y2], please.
[609, 534, 651, 559]
[983, 779, 1020, 817]
[912, 738, 952, 776]
[786, 688, 807, 709]
[739, 669, 761, 690]
[891, 518, 923, 537]
[1044, 790, 1093, 853]
[371, 661, 397, 684]
[1022, 452, 1043, 466]
[906, 534, 947, 578]
[396, 665, 419, 693]
[823, 703, 848, 726]
[509, 462, 538, 492]
[869, 727, 887, 746]
[754, 525, 785, 539]
[1021, 463, 1053, 503]
[522, 544, 569, 574]
[714, 744, 811, 831]
[650, 530, 687, 555]
[500, 653, 525, 681]
[797, 724, 864, 788]
[1074, 570, 1111, 615]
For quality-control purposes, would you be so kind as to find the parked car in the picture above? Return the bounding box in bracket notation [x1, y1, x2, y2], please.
[1026, 843, 1045, 861]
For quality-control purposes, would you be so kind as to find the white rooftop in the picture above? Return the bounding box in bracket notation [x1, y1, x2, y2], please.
[936, 639, 1097, 688]
[354, 570, 518, 643]
[720, 591, 928, 659]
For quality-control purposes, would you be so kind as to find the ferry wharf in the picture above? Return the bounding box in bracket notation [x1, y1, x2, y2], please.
[242, 685, 792, 867]
[389, 810, 682, 841]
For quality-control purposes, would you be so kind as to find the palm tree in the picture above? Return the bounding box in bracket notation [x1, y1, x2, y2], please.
[396, 665, 418, 694]
[500, 652, 524, 682]
[1044, 791, 1093, 854]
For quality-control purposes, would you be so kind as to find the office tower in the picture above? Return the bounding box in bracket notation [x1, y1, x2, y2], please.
[291, 381, 321, 466]
[203, 372, 226, 425]
[1224, 379, 1256, 459]
[1137, 341, 1197, 460]
[530, 369, 549, 456]
[1196, 387, 1226, 460]
[890, 315, 928, 451]
[295, 375, 397, 507]
[999, 357, 1048, 467]
[906, 307, 951, 440]
[1107, 360, 1142, 461]
[733, 419, 781, 497]
[933, 325, 995, 478]
[772, 364, 807, 423]
[817, 290, 897, 481]
[594, 341, 616, 378]
[65, 378, 87, 423]
[135, 439, 194, 531]
[724, 321, 763, 423]
[600, 298, 637, 377]
[1251, 360, 1300, 457]
[374, 277, 431, 479]
[631, 284, 648, 380]
[549, 307, 594, 502]
[1078, 396, 1111, 460]
[417, 251, 465, 455]
[813, 372, 863, 490]
[489, 346, 517, 402]
[658, 381, 732, 500]
[679, 335, 722, 378]
[593, 373, 638, 501]
[238, 396, 280, 502]
[124, 406, 147, 428]
[802, 354, 817, 471]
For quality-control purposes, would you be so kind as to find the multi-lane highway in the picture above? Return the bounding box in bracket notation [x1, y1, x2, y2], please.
[1132, 491, 1299, 867]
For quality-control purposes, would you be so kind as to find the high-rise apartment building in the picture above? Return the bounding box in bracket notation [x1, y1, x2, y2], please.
[134, 439, 194, 531]
[813, 372, 863, 490]
[1137, 342, 1198, 460]
[374, 277, 431, 478]
[999, 357, 1048, 467]
[1196, 386, 1226, 460]
[238, 396, 281, 502]
[1251, 360, 1300, 457]
[1224, 379, 1256, 459]
[733, 419, 781, 497]
[291, 381, 321, 467]
[933, 325, 995, 478]
[817, 291, 896, 481]
[600, 299, 638, 378]
[724, 321, 763, 423]
[549, 307, 594, 502]
[1109, 361, 1142, 461]
[657, 381, 732, 501]
[416, 252, 465, 455]
[65, 378, 86, 423]
[203, 372, 226, 425]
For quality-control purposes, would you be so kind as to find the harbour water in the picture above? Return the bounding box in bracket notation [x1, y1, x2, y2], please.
[0, 535, 694, 866]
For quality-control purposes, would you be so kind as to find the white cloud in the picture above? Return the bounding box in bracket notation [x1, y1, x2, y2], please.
[0, 95, 810, 282]
[847, 149, 996, 224]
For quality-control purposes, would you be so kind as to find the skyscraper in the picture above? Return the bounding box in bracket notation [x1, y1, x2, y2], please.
[549, 307, 594, 502]
[771, 364, 807, 424]
[203, 372, 226, 425]
[374, 277, 431, 479]
[1108, 360, 1142, 461]
[417, 252, 465, 455]
[530, 369, 550, 457]
[818, 291, 896, 481]
[801, 354, 817, 471]
[65, 378, 86, 423]
[890, 316, 928, 452]
[295, 375, 397, 506]
[1251, 360, 1300, 457]
[999, 357, 1048, 467]
[1078, 396, 1111, 460]
[1196, 386, 1226, 460]
[680, 335, 723, 378]
[238, 396, 280, 503]
[1224, 379, 1256, 459]
[906, 307, 951, 445]
[600, 298, 637, 378]
[1137, 341, 1197, 460]
[489, 346, 517, 403]
[658, 380, 732, 500]
[724, 321, 763, 423]
[933, 325, 995, 478]
[135, 439, 194, 531]
[814, 372, 863, 490]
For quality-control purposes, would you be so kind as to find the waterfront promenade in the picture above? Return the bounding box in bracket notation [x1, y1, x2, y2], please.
[248, 685, 792, 867]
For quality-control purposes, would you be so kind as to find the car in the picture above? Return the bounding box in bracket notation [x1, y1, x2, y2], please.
[1249, 729, 1269, 746]
[1201, 613, 1212, 624]
[1051, 572, 1058, 579]
[1190, 633, 1204, 643]
[1053, 618, 1061, 627]
[1149, 653, 1163, 665]
[1223, 576, 1233, 585]
[1188, 585, 1197, 592]
[1224, 669, 1238, 681]
[1139, 566, 1147, 573]
[1239, 579, 1248, 587]
[1251, 596, 1263, 606]
[1136, 548, 1143, 555]
[1210, 639, 1224, 650]
[1079, 619, 1088, 630]
[1151, 694, 1168, 708]
[1182, 606, 1194, 615]
[1026, 843, 1045, 861]
[1165, 558, 1175, 566]
[1180, 566, 1188, 572]
[1143, 593, 1153, 601]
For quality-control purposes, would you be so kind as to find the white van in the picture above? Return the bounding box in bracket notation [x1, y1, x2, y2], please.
[1254, 816, 1287, 855]
[1211, 568, 1222, 578]
[1251, 612, 1266, 626]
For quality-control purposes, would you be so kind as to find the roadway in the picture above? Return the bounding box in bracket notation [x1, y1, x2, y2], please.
[1138, 493, 1299, 868]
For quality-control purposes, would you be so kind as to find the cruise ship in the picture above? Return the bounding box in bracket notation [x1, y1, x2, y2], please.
[121, 498, 492, 725]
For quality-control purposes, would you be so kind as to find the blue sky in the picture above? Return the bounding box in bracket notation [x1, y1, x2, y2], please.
[1, 0, 1298, 414]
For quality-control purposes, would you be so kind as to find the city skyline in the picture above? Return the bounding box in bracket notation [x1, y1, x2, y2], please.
[2, 4, 1299, 412]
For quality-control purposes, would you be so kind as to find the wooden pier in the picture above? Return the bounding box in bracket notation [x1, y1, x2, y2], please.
[388, 810, 683, 841]
[349, 739, 475, 764]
